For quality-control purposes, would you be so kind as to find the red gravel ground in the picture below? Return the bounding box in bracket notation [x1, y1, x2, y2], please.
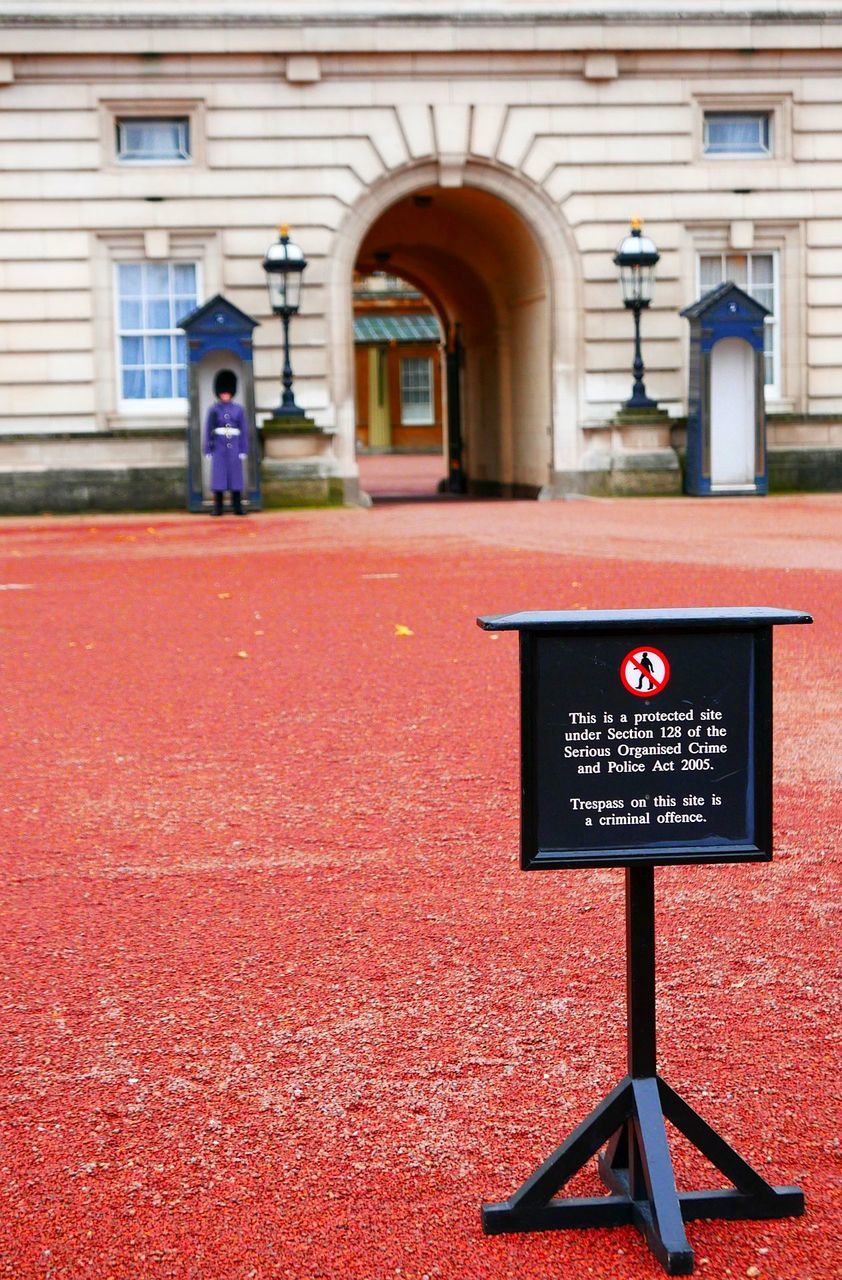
[0, 495, 839, 1280]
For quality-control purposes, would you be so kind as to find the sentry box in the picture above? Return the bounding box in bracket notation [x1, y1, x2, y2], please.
[477, 606, 812, 1276]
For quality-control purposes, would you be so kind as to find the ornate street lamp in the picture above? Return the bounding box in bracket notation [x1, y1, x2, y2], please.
[262, 224, 308, 417]
[613, 218, 660, 410]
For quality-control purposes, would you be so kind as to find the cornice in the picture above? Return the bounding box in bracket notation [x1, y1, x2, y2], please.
[3, 4, 842, 26]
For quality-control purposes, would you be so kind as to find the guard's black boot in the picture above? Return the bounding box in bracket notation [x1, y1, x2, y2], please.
[232, 490, 244, 516]
[212, 491, 224, 516]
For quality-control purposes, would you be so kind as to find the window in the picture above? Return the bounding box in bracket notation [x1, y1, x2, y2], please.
[694, 95, 790, 164]
[703, 113, 770, 156]
[116, 261, 197, 403]
[352, 272, 422, 300]
[116, 117, 191, 162]
[698, 252, 778, 391]
[100, 98, 205, 169]
[400, 357, 434, 425]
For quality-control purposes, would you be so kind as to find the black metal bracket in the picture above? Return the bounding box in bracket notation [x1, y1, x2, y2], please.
[481, 868, 804, 1274]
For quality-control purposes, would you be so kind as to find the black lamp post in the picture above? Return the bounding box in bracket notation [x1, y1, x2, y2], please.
[613, 219, 660, 411]
[262, 225, 308, 417]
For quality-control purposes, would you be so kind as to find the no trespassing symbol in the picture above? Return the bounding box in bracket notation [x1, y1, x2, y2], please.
[620, 646, 670, 698]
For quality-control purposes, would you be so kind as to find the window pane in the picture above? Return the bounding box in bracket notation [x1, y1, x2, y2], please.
[699, 256, 722, 291]
[117, 117, 190, 161]
[148, 334, 171, 364]
[121, 336, 144, 365]
[117, 262, 142, 294]
[145, 263, 170, 294]
[119, 298, 143, 330]
[724, 255, 748, 287]
[122, 367, 146, 399]
[173, 263, 196, 293]
[400, 357, 434, 424]
[751, 285, 774, 312]
[704, 113, 769, 155]
[149, 367, 174, 398]
[145, 298, 171, 329]
[750, 255, 774, 285]
[176, 365, 188, 398]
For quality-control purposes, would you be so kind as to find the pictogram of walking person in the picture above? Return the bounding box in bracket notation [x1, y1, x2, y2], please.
[204, 369, 249, 516]
[636, 651, 656, 691]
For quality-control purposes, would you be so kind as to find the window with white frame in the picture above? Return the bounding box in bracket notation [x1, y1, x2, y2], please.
[703, 112, 771, 156]
[400, 356, 434, 425]
[115, 261, 198, 403]
[697, 252, 778, 393]
[116, 117, 191, 162]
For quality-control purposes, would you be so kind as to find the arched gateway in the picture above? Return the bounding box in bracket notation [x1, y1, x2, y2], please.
[326, 161, 581, 503]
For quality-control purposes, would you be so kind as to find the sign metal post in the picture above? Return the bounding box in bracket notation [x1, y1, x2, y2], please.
[477, 607, 811, 1276]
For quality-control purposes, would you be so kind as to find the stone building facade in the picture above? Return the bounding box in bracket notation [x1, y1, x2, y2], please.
[1, 0, 841, 508]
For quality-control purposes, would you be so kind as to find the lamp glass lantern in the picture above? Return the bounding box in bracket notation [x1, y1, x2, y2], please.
[613, 220, 660, 410]
[262, 225, 309, 417]
[263, 227, 307, 316]
[614, 226, 659, 308]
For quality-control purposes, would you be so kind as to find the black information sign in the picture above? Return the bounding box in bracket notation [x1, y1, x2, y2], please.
[478, 608, 811, 870]
[531, 627, 760, 868]
[476, 606, 812, 1276]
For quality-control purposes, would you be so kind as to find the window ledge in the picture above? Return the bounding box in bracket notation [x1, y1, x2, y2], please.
[115, 158, 193, 167]
[702, 151, 771, 160]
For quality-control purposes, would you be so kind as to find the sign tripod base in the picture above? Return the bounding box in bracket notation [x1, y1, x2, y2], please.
[481, 867, 804, 1275]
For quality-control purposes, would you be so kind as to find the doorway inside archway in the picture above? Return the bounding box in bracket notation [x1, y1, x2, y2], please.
[353, 183, 552, 500]
[353, 269, 450, 500]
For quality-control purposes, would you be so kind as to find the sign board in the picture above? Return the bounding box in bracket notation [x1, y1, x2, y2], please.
[477, 607, 812, 871]
[478, 607, 811, 1273]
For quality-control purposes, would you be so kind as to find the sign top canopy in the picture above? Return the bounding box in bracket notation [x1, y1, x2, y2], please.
[478, 607, 812, 633]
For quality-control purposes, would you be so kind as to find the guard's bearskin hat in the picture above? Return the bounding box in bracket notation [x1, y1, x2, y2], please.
[214, 368, 238, 397]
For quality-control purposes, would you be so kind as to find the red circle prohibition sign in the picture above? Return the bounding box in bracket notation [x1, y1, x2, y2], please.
[620, 646, 671, 697]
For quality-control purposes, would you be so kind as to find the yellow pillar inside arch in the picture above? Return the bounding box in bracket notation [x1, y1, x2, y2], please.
[367, 346, 392, 448]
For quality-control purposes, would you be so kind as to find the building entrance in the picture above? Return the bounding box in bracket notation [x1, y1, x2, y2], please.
[710, 337, 756, 490]
[352, 183, 552, 499]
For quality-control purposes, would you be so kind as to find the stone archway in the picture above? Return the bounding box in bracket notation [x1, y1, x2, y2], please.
[326, 161, 582, 502]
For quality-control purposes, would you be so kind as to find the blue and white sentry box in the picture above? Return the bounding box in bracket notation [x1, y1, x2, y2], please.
[178, 294, 261, 513]
[478, 607, 812, 871]
[681, 282, 770, 498]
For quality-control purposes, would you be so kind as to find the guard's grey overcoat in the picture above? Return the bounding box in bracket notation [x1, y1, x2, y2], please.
[204, 401, 248, 491]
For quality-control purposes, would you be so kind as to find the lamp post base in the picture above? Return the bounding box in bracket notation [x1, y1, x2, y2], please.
[271, 402, 312, 421]
[616, 404, 670, 424]
[261, 412, 320, 446]
[624, 393, 660, 412]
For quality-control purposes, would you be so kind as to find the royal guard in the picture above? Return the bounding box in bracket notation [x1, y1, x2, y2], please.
[204, 369, 249, 515]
